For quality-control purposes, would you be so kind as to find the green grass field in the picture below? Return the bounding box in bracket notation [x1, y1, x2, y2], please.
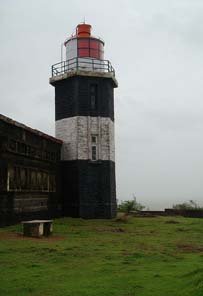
[0, 216, 203, 296]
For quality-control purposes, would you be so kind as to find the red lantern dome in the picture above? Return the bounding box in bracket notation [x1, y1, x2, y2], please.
[64, 23, 104, 61]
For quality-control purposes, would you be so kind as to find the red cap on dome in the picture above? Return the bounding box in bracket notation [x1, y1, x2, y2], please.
[76, 24, 92, 37]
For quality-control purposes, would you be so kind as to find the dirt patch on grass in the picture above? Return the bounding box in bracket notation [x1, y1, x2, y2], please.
[0, 232, 64, 242]
[176, 227, 189, 232]
[96, 227, 125, 233]
[112, 228, 125, 233]
[165, 220, 180, 224]
[115, 213, 129, 223]
[177, 243, 203, 253]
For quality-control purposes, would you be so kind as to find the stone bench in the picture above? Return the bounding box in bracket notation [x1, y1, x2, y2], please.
[21, 220, 53, 237]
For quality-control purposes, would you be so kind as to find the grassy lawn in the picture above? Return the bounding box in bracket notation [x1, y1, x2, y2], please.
[0, 216, 203, 296]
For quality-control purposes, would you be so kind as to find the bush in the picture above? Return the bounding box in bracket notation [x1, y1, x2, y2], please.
[172, 200, 203, 210]
[118, 197, 145, 214]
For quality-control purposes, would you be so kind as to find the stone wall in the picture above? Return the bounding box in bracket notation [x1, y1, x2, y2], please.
[165, 209, 203, 218]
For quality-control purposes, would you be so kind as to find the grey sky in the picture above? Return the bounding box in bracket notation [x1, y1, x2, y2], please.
[1, 0, 203, 209]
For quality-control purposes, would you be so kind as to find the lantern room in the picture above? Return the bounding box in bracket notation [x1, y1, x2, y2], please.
[51, 22, 115, 78]
[64, 23, 104, 61]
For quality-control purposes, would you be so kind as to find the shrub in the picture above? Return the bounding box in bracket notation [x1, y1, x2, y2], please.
[172, 200, 203, 210]
[118, 197, 145, 214]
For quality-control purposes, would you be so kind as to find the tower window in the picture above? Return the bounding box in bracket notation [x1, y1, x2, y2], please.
[92, 146, 97, 161]
[91, 136, 97, 144]
[91, 135, 98, 161]
[90, 84, 98, 110]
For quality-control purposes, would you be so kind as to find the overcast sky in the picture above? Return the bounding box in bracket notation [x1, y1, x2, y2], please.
[1, 0, 203, 209]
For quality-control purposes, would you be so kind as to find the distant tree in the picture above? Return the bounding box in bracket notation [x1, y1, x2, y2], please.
[172, 200, 203, 210]
[118, 196, 145, 213]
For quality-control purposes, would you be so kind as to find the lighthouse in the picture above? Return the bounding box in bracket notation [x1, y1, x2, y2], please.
[49, 23, 118, 218]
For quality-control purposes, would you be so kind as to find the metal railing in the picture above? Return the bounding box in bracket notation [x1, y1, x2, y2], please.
[51, 57, 115, 77]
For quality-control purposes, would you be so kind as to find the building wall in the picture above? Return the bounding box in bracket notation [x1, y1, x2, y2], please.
[0, 115, 62, 226]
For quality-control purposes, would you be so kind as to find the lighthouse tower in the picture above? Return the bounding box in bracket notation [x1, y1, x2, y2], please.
[50, 23, 118, 218]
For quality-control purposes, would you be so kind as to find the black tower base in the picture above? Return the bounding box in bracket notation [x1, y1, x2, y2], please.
[61, 160, 116, 219]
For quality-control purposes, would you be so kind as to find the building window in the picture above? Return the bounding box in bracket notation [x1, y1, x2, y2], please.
[91, 135, 98, 161]
[8, 166, 56, 192]
[90, 84, 98, 111]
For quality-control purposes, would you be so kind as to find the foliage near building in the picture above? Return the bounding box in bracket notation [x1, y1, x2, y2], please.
[172, 200, 203, 210]
[118, 197, 145, 213]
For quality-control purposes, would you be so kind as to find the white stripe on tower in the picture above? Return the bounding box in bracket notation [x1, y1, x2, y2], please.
[55, 116, 115, 161]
